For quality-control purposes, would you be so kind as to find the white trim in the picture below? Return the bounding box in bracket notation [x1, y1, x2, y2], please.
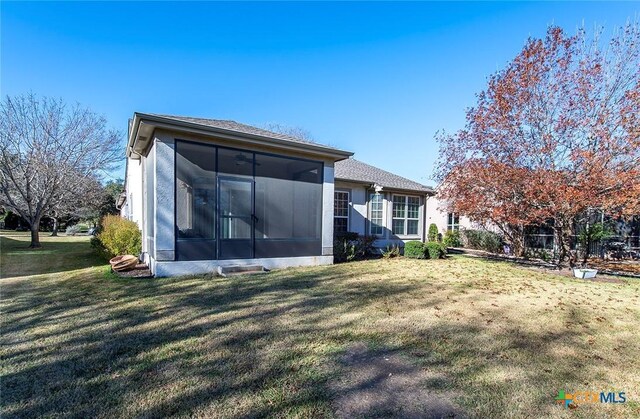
[369, 192, 385, 236]
[391, 194, 421, 237]
[334, 190, 350, 234]
[447, 212, 460, 231]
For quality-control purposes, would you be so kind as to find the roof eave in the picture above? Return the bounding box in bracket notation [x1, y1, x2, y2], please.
[334, 177, 435, 195]
[126, 112, 353, 161]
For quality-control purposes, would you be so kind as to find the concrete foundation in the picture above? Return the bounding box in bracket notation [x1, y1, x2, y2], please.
[151, 255, 334, 277]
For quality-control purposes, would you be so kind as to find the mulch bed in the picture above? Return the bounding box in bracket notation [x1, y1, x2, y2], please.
[453, 248, 640, 280]
[452, 248, 559, 269]
[112, 263, 153, 278]
[586, 259, 640, 277]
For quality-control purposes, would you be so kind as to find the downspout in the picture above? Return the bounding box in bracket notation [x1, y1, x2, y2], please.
[423, 195, 429, 242]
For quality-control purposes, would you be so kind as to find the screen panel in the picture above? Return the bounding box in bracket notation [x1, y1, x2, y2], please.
[175, 141, 216, 260]
[254, 153, 322, 258]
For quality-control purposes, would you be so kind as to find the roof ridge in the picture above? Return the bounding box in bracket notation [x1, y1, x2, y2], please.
[353, 158, 425, 183]
[349, 158, 430, 188]
[335, 158, 433, 193]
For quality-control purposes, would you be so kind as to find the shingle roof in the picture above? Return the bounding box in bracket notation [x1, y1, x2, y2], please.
[335, 158, 434, 193]
[150, 114, 339, 150]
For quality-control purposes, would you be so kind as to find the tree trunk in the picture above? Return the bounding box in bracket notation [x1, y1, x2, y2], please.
[554, 221, 576, 268]
[50, 217, 58, 237]
[511, 224, 525, 257]
[501, 223, 525, 257]
[29, 224, 42, 248]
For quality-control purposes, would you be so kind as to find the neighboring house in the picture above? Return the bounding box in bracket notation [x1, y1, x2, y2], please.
[120, 113, 464, 276]
[425, 195, 477, 236]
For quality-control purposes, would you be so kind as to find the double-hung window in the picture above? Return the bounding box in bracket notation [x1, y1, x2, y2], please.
[447, 213, 460, 231]
[334, 191, 350, 234]
[369, 193, 384, 235]
[392, 195, 420, 236]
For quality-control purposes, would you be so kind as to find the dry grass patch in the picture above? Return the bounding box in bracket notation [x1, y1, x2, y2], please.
[1, 234, 639, 418]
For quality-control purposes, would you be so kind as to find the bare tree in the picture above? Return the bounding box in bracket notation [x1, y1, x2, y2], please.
[49, 174, 105, 236]
[262, 123, 315, 142]
[0, 94, 122, 247]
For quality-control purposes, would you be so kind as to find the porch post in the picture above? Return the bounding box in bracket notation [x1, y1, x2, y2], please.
[154, 135, 176, 261]
[322, 162, 335, 256]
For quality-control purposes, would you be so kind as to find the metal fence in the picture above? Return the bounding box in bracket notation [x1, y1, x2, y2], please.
[524, 234, 640, 258]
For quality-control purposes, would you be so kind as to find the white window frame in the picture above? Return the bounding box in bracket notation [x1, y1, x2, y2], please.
[447, 212, 460, 231]
[369, 193, 385, 236]
[392, 195, 420, 236]
[334, 190, 350, 234]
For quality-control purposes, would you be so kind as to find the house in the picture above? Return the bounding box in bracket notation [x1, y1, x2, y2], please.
[425, 195, 478, 236]
[333, 158, 433, 247]
[121, 113, 467, 276]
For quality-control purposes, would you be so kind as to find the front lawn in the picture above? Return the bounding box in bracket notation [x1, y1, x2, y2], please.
[1, 234, 638, 418]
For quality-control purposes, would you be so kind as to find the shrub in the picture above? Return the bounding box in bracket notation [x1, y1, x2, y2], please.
[460, 229, 503, 253]
[404, 241, 427, 259]
[335, 231, 359, 242]
[97, 215, 142, 258]
[382, 244, 401, 259]
[426, 241, 446, 259]
[65, 224, 81, 236]
[333, 233, 376, 263]
[443, 230, 462, 248]
[524, 248, 552, 261]
[333, 239, 351, 263]
[428, 223, 439, 242]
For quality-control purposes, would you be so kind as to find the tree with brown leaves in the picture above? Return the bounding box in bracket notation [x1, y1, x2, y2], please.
[435, 23, 640, 265]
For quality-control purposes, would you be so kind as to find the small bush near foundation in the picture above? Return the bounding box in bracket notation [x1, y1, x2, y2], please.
[382, 244, 401, 259]
[443, 230, 462, 248]
[96, 215, 142, 258]
[426, 242, 446, 259]
[334, 232, 376, 263]
[428, 223, 439, 242]
[404, 241, 427, 259]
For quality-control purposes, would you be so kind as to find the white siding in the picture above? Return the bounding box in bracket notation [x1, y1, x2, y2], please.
[122, 157, 144, 228]
[333, 181, 428, 250]
[334, 181, 367, 236]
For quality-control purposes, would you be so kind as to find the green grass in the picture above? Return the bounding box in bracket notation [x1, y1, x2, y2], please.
[1, 233, 639, 418]
[0, 231, 105, 277]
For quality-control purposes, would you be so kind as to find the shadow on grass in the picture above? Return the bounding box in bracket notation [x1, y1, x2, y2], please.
[1, 264, 426, 417]
[1, 258, 636, 418]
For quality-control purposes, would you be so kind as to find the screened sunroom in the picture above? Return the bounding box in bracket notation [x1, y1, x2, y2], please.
[123, 113, 352, 277]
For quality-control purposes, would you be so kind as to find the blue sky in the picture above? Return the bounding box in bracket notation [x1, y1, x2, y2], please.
[2, 2, 638, 185]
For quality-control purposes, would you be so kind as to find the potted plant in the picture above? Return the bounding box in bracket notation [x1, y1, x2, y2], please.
[573, 268, 598, 279]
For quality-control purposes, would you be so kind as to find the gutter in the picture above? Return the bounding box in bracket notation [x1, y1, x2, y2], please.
[423, 195, 429, 242]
